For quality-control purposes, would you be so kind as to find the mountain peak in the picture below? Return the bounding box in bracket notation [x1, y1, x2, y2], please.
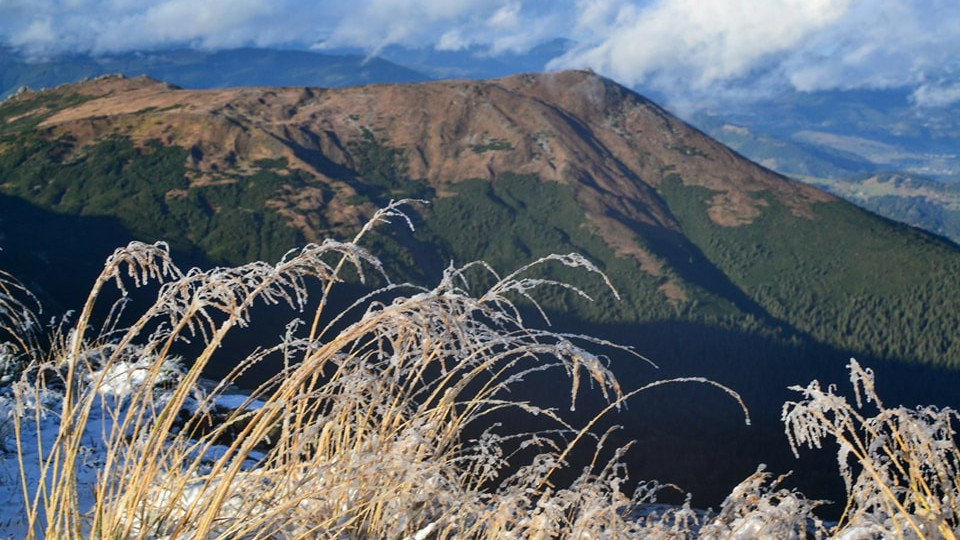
[498, 69, 638, 116]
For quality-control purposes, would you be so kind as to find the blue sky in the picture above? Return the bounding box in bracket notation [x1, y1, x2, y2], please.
[2, 0, 960, 107]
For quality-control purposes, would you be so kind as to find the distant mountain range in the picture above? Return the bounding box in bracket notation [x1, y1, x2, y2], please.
[692, 87, 960, 179]
[4, 70, 960, 507]
[0, 46, 428, 97]
[5, 45, 960, 245]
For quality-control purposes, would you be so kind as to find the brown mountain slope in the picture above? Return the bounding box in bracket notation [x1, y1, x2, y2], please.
[24, 71, 831, 267]
[7, 70, 960, 370]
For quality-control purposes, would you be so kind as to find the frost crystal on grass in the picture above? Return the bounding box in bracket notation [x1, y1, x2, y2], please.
[0, 202, 858, 539]
[784, 359, 960, 539]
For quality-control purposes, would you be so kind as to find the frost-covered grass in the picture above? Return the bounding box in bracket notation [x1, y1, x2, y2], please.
[784, 360, 960, 539]
[0, 201, 958, 539]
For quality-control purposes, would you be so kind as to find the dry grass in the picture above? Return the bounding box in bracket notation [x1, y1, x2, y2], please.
[2, 201, 726, 539]
[3, 200, 959, 539]
[784, 359, 960, 539]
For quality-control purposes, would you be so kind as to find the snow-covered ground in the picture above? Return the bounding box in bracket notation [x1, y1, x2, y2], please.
[0, 370, 265, 539]
[0, 386, 101, 538]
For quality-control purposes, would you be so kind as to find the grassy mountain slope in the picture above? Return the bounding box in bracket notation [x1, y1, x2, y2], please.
[4, 72, 960, 384]
[4, 71, 960, 505]
[9, 43, 960, 251]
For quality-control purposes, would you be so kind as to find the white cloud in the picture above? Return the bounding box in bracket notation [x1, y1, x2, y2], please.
[488, 3, 521, 30]
[436, 29, 469, 51]
[780, 0, 960, 93]
[2, 0, 960, 108]
[9, 18, 55, 49]
[572, 0, 632, 35]
[313, 0, 562, 55]
[0, 0, 568, 57]
[2, 0, 295, 54]
[912, 83, 960, 108]
[552, 0, 856, 90]
[92, 0, 278, 51]
[314, 0, 493, 52]
[543, 0, 960, 108]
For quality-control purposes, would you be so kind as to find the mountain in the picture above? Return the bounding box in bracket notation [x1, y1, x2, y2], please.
[9, 42, 960, 246]
[4, 71, 960, 507]
[0, 46, 429, 98]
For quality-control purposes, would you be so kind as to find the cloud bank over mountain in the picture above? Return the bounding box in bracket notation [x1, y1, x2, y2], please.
[2, 0, 959, 106]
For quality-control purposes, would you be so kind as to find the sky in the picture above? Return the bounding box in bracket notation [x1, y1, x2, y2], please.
[2, 0, 960, 108]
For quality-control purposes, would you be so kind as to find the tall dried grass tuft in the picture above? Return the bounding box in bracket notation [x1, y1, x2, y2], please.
[784, 359, 960, 539]
[15, 199, 960, 539]
[9, 200, 748, 539]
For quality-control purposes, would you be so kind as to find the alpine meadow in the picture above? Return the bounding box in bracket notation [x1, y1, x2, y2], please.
[2, 70, 960, 538]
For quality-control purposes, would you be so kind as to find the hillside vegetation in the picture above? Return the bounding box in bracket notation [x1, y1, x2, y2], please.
[2, 208, 958, 539]
[4, 71, 960, 506]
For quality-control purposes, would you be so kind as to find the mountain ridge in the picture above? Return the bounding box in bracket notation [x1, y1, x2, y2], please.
[7, 43, 960, 246]
[8, 71, 834, 286]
